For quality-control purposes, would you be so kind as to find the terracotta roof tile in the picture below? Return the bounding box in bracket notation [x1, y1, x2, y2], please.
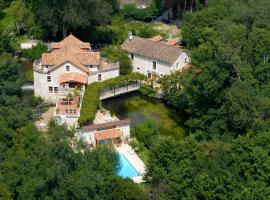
[59, 72, 88, 84]
[149, 35, 163, 42]
[95, 129, 122, 141]
[122, 36, 182, 64]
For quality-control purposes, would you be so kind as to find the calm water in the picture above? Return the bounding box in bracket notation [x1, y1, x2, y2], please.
[102, 92, 185, 140]
[118, 154, 140, 179]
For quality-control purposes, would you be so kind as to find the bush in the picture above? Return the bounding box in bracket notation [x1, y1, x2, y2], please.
[21, 43, 47, 61]
[111, 16, 159, 44]
[138, 85, 156, 97]
[30, 96, 43, 107]
[101, 45, 132, 75]
[131, 120, 160, 149]
[121, 2, 159, 21]
[79, 73, 146, 126]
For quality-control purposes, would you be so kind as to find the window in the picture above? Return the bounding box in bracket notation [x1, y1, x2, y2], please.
[176, 62, 179, 68]
[54, 87, 58, 93]
[66, 65, 70, 71]
[89, 65, 93, 68]
[73, 109, 77, 114]
[137, 67, 140, 70]
[65, 109, 68, 114]
[153, 61, 157, 70]
[160, 73, 164, 77]
[47, 76, 51, 82]
[69, 109, 73, 113]
[49, 86, 53, 93]
[98, 74, 102, 81]
[130, 53, 134, 60]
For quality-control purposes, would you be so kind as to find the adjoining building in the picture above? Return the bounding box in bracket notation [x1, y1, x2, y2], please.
[77, 119, 131, 147]
[121, 34, 190, 78]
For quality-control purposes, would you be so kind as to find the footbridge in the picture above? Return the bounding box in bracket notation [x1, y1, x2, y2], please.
[100, 83, 140, 100]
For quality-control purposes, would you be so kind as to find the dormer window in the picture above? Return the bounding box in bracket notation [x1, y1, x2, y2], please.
[66, 65, 70, 71]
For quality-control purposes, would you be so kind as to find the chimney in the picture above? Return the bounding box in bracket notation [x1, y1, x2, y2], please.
[128, 31, 133, 41]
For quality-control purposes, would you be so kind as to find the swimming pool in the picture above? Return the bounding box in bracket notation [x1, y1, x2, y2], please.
[118, 153, 140, 178]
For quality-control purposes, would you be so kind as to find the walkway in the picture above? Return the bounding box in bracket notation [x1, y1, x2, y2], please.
[115, 143, 146, 183]
[100, 83, 140, 100]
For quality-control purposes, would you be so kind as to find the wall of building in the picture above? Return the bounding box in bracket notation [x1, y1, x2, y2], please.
[130, 53, 172, 77]
[76, 123, 130, 147]
[130, 51, 190, 77]
[34, 61, 88, 102]
[88, 69, 119, 84]
[172, 51, 190, 71]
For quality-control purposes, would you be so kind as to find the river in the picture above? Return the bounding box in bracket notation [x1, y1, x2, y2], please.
[102, 92, 185, 140]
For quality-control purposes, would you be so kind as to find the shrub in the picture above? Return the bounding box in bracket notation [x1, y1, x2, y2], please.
[30, 96, 43, 106]
[21, 43, 47, 61]
[111, 16, 159, 44]
[79, 73, 146, 126]
[101, 45, 132, 75]
[121, 2, 159, 21]
[138, 85, 156, 97]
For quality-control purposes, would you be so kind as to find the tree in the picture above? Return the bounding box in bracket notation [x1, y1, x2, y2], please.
[132, 120, 160, 148]
[29, 0, 118, 37]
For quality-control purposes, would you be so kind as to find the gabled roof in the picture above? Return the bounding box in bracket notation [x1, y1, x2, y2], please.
[122, 36, 183, 64]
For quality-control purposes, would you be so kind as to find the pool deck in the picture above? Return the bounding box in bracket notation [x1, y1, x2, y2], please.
[115, 143, 146, 183]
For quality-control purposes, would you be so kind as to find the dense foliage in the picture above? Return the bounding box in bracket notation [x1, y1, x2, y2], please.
[121, 2, 159, 21]
[101, 45, 132, 75]
[132, 120, 160, 149]
[21, 43, 48, 61]
[27, 0, 119, 37]
[150, 0, 270, 198]
[79, 73, 146, 125]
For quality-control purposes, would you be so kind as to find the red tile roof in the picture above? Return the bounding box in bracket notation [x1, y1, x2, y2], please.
[95, 129, 122, 141]
[59, 72, 88, 84]
[149, 35, 163, 42]
[41, 34, 99, 73]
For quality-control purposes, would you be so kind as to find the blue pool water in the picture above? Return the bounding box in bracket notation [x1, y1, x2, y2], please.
[118, 153, 140, 178]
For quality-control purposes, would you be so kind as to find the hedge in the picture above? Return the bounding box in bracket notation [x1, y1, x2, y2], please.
[78, 73, 146, 126]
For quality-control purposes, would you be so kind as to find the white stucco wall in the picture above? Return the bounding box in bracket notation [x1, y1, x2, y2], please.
[88, 69, 119, 84]
[34, 61, 88, 102]
[130, 51, 190, 77]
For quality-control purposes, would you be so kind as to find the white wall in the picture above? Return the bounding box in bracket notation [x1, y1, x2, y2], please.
[172, 51, 190, 71]
[34, 61, 88, 102]
[130, 54, 171, 77]
[130, 51, 190, 77]
[88, 69, 119, 84]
